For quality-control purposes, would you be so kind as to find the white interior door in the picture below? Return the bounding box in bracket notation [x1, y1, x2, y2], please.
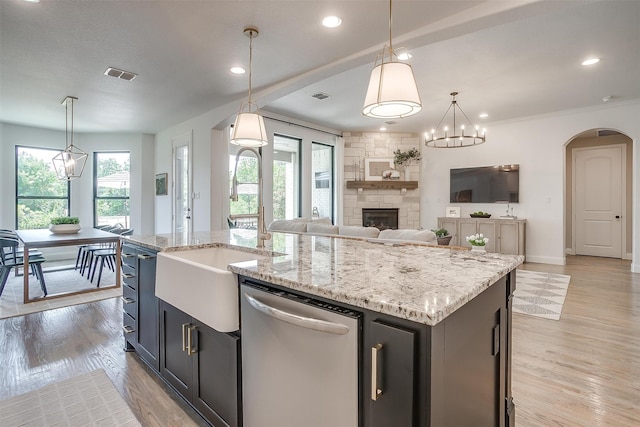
[172, 133, 192, 235]
[574, 146, 623, 258]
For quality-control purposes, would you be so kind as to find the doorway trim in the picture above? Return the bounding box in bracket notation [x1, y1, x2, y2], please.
[571, 143, 627, 259]
[172, 131, 193, 235]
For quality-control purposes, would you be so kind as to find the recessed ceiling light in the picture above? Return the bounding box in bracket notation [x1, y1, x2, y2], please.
[479, 113, 489, 118]
[322, 16, 342, 28]
[581, 57, 600, 66]
[23, 0, 40, 3]
[379, 127, 387, 131]
[397, 52, 412, 60]
[230, 67, 246, 74]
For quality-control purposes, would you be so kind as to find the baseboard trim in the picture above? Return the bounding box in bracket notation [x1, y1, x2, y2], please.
[632, 263, 640, 273]
[565, 248, 576, 255]
[624, 252, 632, 261]
[524, 255, 566, 265]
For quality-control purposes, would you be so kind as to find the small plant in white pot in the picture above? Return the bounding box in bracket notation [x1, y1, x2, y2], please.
[466, 233, 488, 252]
[49, 216, 81, 234]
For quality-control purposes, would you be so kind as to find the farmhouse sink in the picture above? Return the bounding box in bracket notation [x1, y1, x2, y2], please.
[155, 246, 268, 332]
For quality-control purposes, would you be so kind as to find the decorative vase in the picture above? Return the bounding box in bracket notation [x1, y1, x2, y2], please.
[471, 245, 486, 253]
[49, 224, 81, 234]
[404, 166, 411, 181]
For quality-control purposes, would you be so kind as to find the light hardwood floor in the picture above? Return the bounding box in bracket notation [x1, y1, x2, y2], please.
[0, 255, 638, 426]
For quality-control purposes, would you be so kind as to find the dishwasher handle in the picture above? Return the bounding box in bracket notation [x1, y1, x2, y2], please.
[244, 293, 350, 335]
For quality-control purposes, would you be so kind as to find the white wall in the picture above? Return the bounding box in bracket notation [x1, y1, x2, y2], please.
[420, 100, 640, 270]
[0, 122, 155, 234]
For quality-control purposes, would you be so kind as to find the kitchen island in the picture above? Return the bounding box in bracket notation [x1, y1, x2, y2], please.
[122, 229, 524, 427]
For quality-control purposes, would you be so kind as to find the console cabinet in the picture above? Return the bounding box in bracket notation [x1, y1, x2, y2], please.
[438, 217, 526, 256]
[121, 242, 159, 371]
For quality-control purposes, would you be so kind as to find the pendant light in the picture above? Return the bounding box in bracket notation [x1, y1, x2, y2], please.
[362, 0, 422, 119]
[425, 92, 486, 148]
[52, 96, 88, 180]
[230, 27, 268, 147]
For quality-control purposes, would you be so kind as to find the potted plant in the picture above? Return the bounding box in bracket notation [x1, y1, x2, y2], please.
[465, 233, 489, 252]
[393, 147, 421, 181]
[432, 228, 452, 246]
[49, 216, 81, 234]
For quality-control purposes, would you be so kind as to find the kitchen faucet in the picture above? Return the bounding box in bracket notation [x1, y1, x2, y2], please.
[230, 147, 271, 248]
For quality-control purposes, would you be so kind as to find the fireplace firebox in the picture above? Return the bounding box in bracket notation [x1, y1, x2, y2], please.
[362, 208, 398, 230]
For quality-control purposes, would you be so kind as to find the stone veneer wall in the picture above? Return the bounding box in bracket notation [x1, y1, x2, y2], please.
[343, 131, 421, 229]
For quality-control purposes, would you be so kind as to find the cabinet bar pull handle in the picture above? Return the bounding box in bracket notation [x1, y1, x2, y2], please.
[121, 297, 135, 304]
[122, 325, 134, 334]
[122, 273, 135, 279]
[122, 254, 135, 259]
[187, 325, 197, 356]
[138, 254, 154, 260]
[181, 323, 189, 352]
[371, 343, 383, 401]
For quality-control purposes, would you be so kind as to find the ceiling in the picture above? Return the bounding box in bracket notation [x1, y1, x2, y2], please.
[1, 0, 639, 135]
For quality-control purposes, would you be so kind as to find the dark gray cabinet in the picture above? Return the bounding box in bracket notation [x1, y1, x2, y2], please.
[159, 300, 241, 427]
[242, 270, 516, 427]
[121, 242, 159, 371]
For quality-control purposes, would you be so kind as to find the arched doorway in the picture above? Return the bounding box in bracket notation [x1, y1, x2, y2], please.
[565, 129, 633, 259]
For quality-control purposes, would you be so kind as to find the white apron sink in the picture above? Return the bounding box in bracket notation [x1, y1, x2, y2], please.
[155, 247, 268, 332]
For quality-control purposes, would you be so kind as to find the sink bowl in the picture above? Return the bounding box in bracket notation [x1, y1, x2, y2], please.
[155, 246, 268, 332]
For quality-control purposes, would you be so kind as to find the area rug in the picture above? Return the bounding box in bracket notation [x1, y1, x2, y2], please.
[0, 369, 140, 426]
[514, 269, 571, 320]
[0, 266, 121, 320]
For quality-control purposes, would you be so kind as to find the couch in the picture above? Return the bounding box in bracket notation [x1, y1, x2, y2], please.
[268, 218, 438, 245]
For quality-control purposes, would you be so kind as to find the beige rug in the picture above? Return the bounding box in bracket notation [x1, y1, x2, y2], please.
[0, 369, 140, 426]
[0, 266, 121, 319]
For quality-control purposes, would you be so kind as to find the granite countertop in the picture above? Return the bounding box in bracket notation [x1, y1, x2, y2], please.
[123, 229, 524, 326]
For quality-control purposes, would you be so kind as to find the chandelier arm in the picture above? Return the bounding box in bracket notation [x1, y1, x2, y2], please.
[457, 105, 478, 130]
[433, 103, 454, 131]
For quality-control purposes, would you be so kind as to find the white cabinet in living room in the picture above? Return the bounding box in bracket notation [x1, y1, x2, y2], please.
[437, 217, 526, 256]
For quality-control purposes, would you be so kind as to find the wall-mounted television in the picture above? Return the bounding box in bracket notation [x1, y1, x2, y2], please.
[450, 165, 519, 203]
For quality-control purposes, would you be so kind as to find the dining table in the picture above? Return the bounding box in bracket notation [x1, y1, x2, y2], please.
[15, 228, 121, 303]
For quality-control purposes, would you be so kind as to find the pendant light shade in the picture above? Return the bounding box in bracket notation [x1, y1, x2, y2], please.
[230, 27, 268, 147]
[362, 0, 422, 119]
[52, 96, 87, 180]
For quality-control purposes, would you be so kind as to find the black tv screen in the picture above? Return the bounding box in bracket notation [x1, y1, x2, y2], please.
[450, 165, 519, 203]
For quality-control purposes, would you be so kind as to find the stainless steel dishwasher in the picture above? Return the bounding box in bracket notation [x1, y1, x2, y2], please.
[240, 282, 360, 427]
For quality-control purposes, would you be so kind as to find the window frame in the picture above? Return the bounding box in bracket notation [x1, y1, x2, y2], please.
[93, 151, 131, 227]
[15, 145, 71, 230]
[311, 141, 335, 223]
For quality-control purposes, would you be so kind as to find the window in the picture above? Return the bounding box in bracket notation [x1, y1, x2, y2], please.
[312, 142, 334, 222]
[16, 146, 70, 229]
[273, 134, 301, 220]
[229, 146, 260, 229]
[94, 152, 130, 227]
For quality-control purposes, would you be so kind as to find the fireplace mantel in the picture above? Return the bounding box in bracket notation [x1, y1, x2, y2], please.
[346, 181, 418, 192]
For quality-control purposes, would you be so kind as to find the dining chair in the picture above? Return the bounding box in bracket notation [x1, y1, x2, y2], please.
[76, 224, 125, 274]
[89, 228, 134, 287]
[0, 236, 48, 297]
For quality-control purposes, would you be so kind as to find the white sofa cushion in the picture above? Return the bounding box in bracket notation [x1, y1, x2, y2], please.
[339, 226, 380, 238]
[307, 222, 340, 235]
[268, 220, 308, 233]
[378, 229, 437, 244]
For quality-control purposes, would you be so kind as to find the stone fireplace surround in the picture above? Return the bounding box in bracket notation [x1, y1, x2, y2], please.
[343, 131, 421, 229]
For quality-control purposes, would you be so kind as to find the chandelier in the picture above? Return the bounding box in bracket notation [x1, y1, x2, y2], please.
[52, 96, 88, 180]
[362, 0, 421, 119]
[230, 27, 268, 147]
[425, 92, 486, 148]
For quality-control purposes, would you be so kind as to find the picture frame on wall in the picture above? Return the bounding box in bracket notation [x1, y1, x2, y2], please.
[446, 206, 460, 218]
[155, 173, 168, 196]
[364, 158, 394, 181]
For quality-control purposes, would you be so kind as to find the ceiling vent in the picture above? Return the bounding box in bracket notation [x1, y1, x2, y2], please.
[385, 121, 397, 126]
[312, 92, 330, 100]
[104, 67, 138, 81]
[597, 129, 621, 137]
